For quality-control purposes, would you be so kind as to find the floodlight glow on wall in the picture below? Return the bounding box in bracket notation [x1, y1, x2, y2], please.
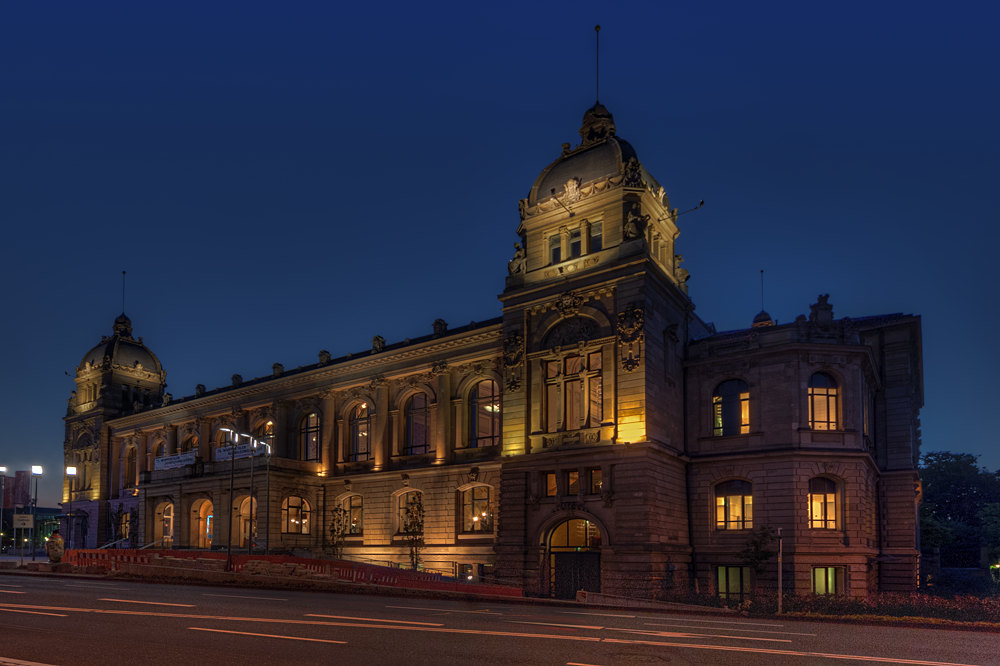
[31, 465, 43, 475]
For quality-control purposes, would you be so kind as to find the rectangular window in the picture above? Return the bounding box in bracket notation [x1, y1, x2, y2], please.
[717, 566, 751, 601]
[549, 234, 562, 264]
[565, 378, 581, 429]
[545, 472, 557, 497]
[461, 486, 492, 533]
[567, 471, 579, 495]
[589, 221, 603, 252]
[588, 468, 602, 494]
[345, 495, 363, 535]
[546, 384, 560, 433]
[812, 566, 845, 595]
[588, 375, 602, 427]
[569, 228, 582, 258]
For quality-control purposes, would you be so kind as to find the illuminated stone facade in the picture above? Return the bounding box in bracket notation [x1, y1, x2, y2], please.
[63, 104, 922, 599]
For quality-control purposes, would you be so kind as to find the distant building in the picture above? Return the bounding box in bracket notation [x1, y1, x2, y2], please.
[62, 104, 922, 599]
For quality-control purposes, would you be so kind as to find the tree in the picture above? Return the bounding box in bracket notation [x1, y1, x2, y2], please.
[402, 493, 425, 570]
[920, 451, 1000, 567]
[328, 506, 349, 560]
[739, 525, 776, 594]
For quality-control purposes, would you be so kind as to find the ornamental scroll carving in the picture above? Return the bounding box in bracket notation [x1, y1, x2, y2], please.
[621, 157, 646, 189]
[502, 332, 524, 392]
[617, 303, 645, 372]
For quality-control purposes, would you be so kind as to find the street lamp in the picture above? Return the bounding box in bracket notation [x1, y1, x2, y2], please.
[0, 465, 7, 555]
[30, 465, 42, 561]
[219, 428, 237, 572]
[65, 466, 77, 550]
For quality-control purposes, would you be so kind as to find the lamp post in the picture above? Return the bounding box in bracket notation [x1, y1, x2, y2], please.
[65, 466, 77, 550]
[220, 428, 237, 572]
[30, 466, 42, 561]
[264, 434, 271, 556]
[0, 465, 7, 555]
[249, 437, 255, 555]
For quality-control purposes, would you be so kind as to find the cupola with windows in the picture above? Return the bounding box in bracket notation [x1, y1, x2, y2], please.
[508, 102, 689, 292]
[70, 313, 167, 416]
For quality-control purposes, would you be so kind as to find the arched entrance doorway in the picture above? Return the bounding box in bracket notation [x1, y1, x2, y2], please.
[547, 518, 602, 599]
[154, 502, 174, 549]
[238, 497, 257, 549]
[190, 499, 213, 548]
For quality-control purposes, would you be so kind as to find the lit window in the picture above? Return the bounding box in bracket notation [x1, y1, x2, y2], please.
[549, 234, 562, 264]
[545, 352, 603, 433]
[460, 486, 492, 533]
[343, 495, 363, 535]
[715, 480, 752, 530]
[545, 472, 557, 497]
[717, 566, 751, 601]
[281, 496, 311, 534]
[808, 372, 839, 430]
[405, 393, 430, 455]
[589, 221, 603, 253]
[713, 379, 750, 436]
[469, 379, 501, 448]
[349, 403, 373, 462]
[299, 413, 321, 461]
[812, 566, 845, 595]
[567, 471, 579, 494]
[397, 491, 423, 534]
[808, 477, 839, 529]
[588, 468, 603, 494]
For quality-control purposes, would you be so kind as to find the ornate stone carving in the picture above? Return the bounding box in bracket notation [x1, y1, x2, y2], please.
[431, 360, 449, 376]
[371, 336, 386, 353]
[623, 202, 650, 240]
[507, 243, 526, 275]
[468, 466, 480, 483]
[432, 318, 448, 336]
[318, 349, 332, 364]
[195, 384, 206, 396]
[543, 317, 599, 348]
[502, 333, 523, 368]
[617, 303, 645, 372]
[556, 292, 584, 318]
[368, 374, 386, 390]
[621, 157, 646, 189]
[232, 374, 242, 387]
[563, 177, 581, 202]
[272, 363, 284, 376]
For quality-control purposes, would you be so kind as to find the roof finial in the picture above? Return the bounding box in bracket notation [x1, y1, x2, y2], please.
[122, 270, 127, 314]
[594, 24, 601, 104]
[752, 269, 775, 328]
[760, 269, 765, 312]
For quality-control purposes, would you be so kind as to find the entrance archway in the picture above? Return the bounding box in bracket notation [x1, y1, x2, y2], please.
[238, 497, 257, 548]
[190, 499, 213, 549]
[154, 502, 174, 549]
[546, 518, 602, 599]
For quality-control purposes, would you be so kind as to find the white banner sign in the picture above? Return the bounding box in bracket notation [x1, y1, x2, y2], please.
[153, 450, 197, 471]
[214, 442, 267, 462]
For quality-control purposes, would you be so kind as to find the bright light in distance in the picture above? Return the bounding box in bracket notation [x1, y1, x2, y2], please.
[66, 466, 78, 476]
[31, 465, 43, 475]
[0, 466, 7, 474]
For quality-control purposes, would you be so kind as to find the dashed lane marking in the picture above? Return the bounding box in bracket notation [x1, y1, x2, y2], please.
[203, 594, 288, 601]
[644, 621, 816, 636]
[306, 614, 443, 626]
[189, 627, 346, 644]
[98, 598, 195, 607]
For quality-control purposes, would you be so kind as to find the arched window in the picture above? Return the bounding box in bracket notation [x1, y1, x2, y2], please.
[342, 494, 363, 535]
[713, 380, 750, 436]
[545, 352, 603, 433]
[281, 496, 311, 534]
[180, 436, 197, 453]
[469, 379, 501, 448]
[808, 373, 839, 430]
[299, 412, 321, 461]
[396, 490, 423, 535]
[460, 486, 493, 533]
[349, 403, 374, 462]
[404, 393, 429, 455]
[808, 477, 839, 529]
[715, 480, 752, 530]
[124, 448, 137, 488]
[254, 420, 274, 449]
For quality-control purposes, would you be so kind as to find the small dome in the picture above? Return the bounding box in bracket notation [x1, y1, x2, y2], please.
[527, 104, 657, 207]
[79, 313, 163, 373]
[752, 310, 775, 328]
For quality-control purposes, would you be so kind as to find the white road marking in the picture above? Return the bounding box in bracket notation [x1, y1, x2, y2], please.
[608, 627, 792, 643]
[654, 616, 785, 627]
[0, 608, 68, 617]
[0, 657, 58, 665]
[203, 594, 288, 601]
[307, 613, 442, 626]
[508, 620, 603, 630]
[385, 605, 502, 615]
[558, 611, 635, 618]
[644, 621, 816, 636]
[0, 590, 25, 595]
[98, 598, 195, 607]
[189, 627, 346, 644]
[65, 584, 128, 590]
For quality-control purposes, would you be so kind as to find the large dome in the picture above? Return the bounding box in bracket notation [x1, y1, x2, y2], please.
[79, 313, 163, 374]
[527, 103, 658, 207]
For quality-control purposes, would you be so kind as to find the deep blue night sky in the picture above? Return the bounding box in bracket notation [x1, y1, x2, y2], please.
[2, 1, 997, 505]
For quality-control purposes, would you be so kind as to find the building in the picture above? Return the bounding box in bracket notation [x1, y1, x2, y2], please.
[62, 103, 923, 599]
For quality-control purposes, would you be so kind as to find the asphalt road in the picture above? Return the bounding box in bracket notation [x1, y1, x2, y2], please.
[0, 575, 995, 665]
